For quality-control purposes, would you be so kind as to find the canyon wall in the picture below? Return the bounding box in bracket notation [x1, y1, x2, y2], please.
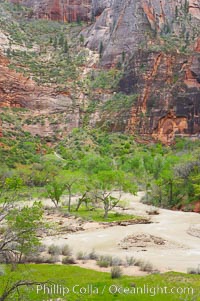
[0, 52, 80, 137]
[1, 0, 200, 143]
[84, 0, 200, 143]
[9, 0, 92, 22]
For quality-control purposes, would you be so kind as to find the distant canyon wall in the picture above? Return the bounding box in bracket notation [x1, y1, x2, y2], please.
[9, 0, 92, 22]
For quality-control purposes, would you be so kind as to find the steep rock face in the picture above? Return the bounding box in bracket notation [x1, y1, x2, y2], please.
[119, 47, 200, 144]
[84, 0, 200, 65]
[2, 0, 200, 144]
[83, 0, 148, 66]
[0, 53, 80, 137]
[0, 53, 71, 111]
[9, 0, 91, 22]
[83, 0, 200, 143]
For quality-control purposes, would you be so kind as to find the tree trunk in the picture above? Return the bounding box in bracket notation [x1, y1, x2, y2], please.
[75, 199, 81, 211]
[104, 210, 108, 219]
[52, 199, 58, 208]
[169, 181, 173, 205]
[104, 203, 109, 219]
[76, 192, 87, 211]
[68, 191, 71, 212]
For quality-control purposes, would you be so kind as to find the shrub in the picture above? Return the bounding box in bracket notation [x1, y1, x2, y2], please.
[37, 244, 47, 253]
[44, 255, 60, 264]
[0, 226, 6, 235]
[112, 257, 123, 266]
[126, 256, 135, 266]
[48, 244, 62, 255]
[61, 244, 72, 256]
[140, 261, 154, 272]
[24, 255, 41, 263]
[88, 249, 99, 260]
[96, 256, 113, 268]
[96, 255, 123, 267]
[133, 258, 154, 272]
[76, 251, 88, 260]
[62, 256, 76, 265]
[97, 260, 109, 268]
[187, 267, 200, 275]
[133, 258, 143, 267]
[111, 266, 123, 279]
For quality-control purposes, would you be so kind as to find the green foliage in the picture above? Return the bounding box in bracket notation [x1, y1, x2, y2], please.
[4, 176, 23, 190]
[71, 206, 139, 222]
[111, 266, 123, 278]
[89, 69, 122, 90]
[46, 181, 66, 207]
[0, 4, 87, 86]
[1, 122, 200, 210]
[99, 41, 104, 58]
[101, 93, 138, 112]
[0, 265, 199, 301]
[5, 202, 43, 261]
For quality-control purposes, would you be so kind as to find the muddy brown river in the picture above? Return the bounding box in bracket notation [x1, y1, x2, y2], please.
[43, 192, 200, 273]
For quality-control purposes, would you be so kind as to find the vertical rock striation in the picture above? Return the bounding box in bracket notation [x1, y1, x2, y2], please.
[83, 0, 200, 143]
[9, 0, 92, 22]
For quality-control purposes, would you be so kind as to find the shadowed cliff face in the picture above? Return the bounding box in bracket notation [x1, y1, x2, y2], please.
[118, 47, 200, 144]
[82, 0, 200, 144]
[9, 0, 91, 22]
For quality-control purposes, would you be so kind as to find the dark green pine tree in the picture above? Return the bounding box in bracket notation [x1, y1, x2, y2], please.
[63, 40, 69, 53]
[99, 41, 103, 58]
[59, 34, 64, 47]
[53, 37, 57, 49]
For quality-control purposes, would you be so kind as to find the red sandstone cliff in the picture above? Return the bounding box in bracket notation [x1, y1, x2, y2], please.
[0, 52, 80, 137]
[2, 0, 200, 144]
[9, 0, 91, 22]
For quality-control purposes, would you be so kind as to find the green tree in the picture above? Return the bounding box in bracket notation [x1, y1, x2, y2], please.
[53, 37, 57, 49]
[59, 34, 64, 47]
[92, 171, 137, 219]
[1, 202, 43, 264]
[79, 34, 84, 45]
[99, 41, 104, 58]
[57, 171, 84, 212]
[63, 40, 69, 53]
[46, 181, 65, 208]
[0, 176, 23, 223]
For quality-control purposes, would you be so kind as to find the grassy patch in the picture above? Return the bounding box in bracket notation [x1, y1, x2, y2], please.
[68, 206, 141, 222]
[0, 265, 199, 300]
[101, 92, 138, 113]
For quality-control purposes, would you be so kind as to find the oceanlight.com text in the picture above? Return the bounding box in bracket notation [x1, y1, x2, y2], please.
[36, 283, 195, 297]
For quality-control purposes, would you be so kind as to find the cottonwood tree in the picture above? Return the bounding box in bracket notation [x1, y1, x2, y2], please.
[91, 171, 137, 219]
[59, 172, 79, 212]
[0, 197, 44, 301]
[57, 171, 85, 212]
[46, 180, 66, 208]
[46, 171, 84, 211]
[75, 178, 95, 212]
[0, 202, 43, 264]
[0, 176, 23, 222]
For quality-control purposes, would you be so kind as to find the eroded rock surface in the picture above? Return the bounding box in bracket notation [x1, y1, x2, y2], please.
[81, 0, 200, 143]
[0, 52, 80, 136]
[2, 0, 200, 143]
[9, 0, 91, 22]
